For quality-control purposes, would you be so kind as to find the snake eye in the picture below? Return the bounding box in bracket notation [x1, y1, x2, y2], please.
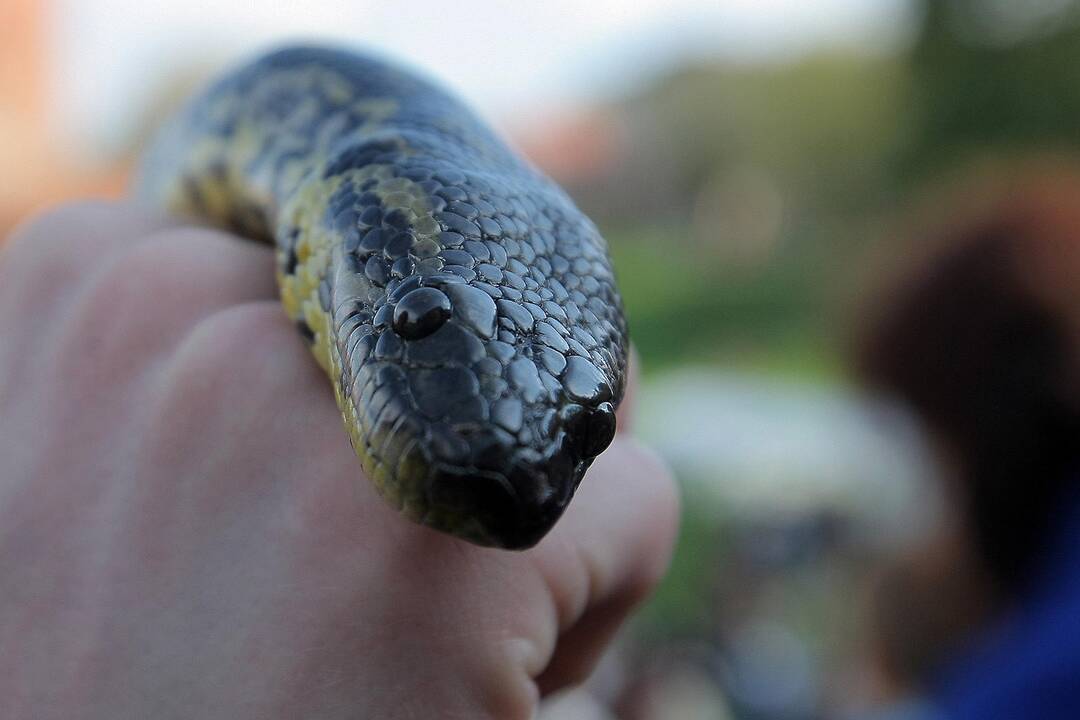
[393, 287, 452, 339]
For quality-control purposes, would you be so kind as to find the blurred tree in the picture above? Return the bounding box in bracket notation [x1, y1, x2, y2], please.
[580, 54, 907, 226]
[902, 0, 1080, 178]
[581, 54, 908, 375]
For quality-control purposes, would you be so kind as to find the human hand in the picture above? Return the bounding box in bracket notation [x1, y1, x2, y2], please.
[0, 202, 678, 719]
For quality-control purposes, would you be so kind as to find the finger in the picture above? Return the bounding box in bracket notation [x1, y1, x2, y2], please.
[92, 224, 280, 308]
[0, 202, 242, 366]
[535, 577, 643, 695]
[2, 201, 183, 300]
[43, 226, 278, 392]
[0, 202, 184, 384]
[530, 437, 679, 693]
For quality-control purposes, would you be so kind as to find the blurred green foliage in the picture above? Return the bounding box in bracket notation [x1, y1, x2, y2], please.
[585, 0, 1080, 380]
[591, 5, 1080, 714]
[622, 54, 907, 214]
[632, 481, 728, 642]
[608, 225, 839, 380]
[906, 0, 1080, 177]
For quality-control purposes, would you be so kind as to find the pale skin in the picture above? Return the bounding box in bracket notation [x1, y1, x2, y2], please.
[0, 202, 678, 719]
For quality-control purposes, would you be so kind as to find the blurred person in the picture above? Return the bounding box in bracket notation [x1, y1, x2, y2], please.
[852, 169, 1080, 719]
[0, 203, 678, 718]
[850, 539, 991, 720]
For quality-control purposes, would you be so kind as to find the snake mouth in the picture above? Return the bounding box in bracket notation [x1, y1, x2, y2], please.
[424, 437, 587, 549]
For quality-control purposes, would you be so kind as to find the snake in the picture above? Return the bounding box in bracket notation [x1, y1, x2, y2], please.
[137, 46, 628, 549]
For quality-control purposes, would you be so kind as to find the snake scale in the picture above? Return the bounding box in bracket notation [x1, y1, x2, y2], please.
[138, 46, 628, 549]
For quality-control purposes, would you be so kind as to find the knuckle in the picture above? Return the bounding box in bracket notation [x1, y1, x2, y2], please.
[1, 203, 108, 305]
[9, 200, 117, 243]
[51, 232, 267, 383]
[83, 233, 195, 309]
[163, 301, 295, 408]
[150, 300, 323, 460]
[74, 229, 245, 331]
[82, 227, 272, 317]
[0, 203, 122, 353]
[0, 201, 170, 321]
[6, 201, 129, 274]
[191, 301, 290, 365]
[67, 243, 185, 357]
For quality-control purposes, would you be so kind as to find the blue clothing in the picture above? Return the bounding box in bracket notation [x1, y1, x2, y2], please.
[854, 698, 946, 720]
[935, 487, 1080, 719]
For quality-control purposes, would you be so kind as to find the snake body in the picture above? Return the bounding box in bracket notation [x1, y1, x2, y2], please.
[138, 46, 628, 549]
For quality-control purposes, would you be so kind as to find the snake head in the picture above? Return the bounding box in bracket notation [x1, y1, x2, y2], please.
[316, 161, 628, 549]
[140, 45, 629, 549]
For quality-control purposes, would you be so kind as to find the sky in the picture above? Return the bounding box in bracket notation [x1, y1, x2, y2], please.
[50, 0, 914, 156]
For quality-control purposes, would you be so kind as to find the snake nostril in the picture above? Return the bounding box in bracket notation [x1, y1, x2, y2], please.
[561, 401, 617, 458]
[582, 402, 617, 457]
[393, 287, 452, 339]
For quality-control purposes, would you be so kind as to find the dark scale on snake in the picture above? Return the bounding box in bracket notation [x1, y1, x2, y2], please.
[138, 46, 628, 549]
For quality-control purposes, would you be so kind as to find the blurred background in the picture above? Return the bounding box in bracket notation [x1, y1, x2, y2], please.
[5, 1, 1080, 717]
